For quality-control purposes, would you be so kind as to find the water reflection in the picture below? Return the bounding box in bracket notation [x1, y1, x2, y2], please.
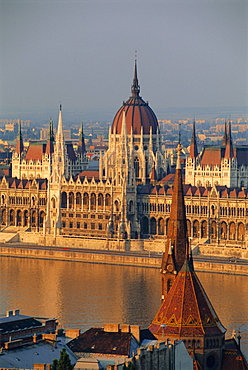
[0, 257, 247, 357]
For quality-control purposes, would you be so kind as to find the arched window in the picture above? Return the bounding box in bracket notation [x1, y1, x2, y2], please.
[83, 193, 89, 208]
[129, 200, 133, 213]
[237, 222, 245, 241]
[150, 217, 156, 235]
[220, 222, 227, 239]
[76, 192, 82, 209]
[90, 193, 96, 210]
[193, 220, 199, 238]
[61, 192, 67, 209]
[134, 157, 139, 178]
[140, 216, 149, 237]
[98, 193, 104, 209]
[201, 220, 207, 238]
[229, 222, 236, 240]
[211, 221, 217, 239]
[158, 218, 164, 235]
[69, 192, 74, 209]
[105, 194, 111, 209]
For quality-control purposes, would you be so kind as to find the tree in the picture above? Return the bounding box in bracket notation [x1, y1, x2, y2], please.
[51, 348, 73, 370]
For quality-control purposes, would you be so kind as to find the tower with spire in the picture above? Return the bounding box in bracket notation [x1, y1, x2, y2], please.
[160, 142, 189, 301]
[149, 142, 227, 369]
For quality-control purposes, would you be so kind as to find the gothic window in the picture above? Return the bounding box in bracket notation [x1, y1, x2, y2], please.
[220, 222, 227, 239]
[69, 192, 74, 209]
[83, 193, 89, 208]
[150, 217, 156, 235]
[114, 200, 119, 212]
[201, 221, 207, 238]
[98, 193, 104, 209]
[158, 218, 164, 235]
[129, 200, 133, 213]
[61, 192, 67, 208]
[210, 221, 217, 239]
[90, 193, 96, 210]
[140, 216, 149, 237]
[10, 209, 15, 225]
[39, 211, 45, 228]
[24, 210, 28, 227]
[31, 210, 37, 227]
[51, 197, 56, 209]
[229, 222, 236, 240]
[193, 220, 199, 238]
[17, 210, 22, 226]
[237, 222, 245, 241]
[134, 157, 139, 178]
[105, 194, 111, 209]
[76, 192, 82, 209]
[145, 157, 148, 178]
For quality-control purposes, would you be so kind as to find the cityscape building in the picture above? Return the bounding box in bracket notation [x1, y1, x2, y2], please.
[0, 62, 248, 260]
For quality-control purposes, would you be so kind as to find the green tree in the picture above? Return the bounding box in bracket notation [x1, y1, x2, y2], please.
[51, 348, 73, 370]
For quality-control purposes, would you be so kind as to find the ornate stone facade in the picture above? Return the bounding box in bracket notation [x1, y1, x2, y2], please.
[0, 64, 248, 257]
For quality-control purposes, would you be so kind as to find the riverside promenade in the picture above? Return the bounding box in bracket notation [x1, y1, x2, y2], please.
[1, 241, 248, 276]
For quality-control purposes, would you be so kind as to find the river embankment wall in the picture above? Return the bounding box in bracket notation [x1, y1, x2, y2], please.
[1, 243, 248, 276]
[0, 230, 248, 275]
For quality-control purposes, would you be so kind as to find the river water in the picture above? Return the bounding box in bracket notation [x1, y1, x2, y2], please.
[0, 256, 248, 358]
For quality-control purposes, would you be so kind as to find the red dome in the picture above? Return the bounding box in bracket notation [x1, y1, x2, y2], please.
[111, 62, 158, 135]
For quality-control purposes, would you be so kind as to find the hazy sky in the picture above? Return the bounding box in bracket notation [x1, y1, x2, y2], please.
[0, 0, 247, 121]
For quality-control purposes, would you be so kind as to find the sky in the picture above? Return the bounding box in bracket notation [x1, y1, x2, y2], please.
[0, 0, 247, 122]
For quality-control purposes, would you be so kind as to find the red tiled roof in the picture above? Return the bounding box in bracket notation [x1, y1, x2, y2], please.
[25, 143, 46, 160]
[149, 259, 226, 340]
[67, 327, 135, 357]
[200, 147, 223, 166]
[78, 170, 99, 180]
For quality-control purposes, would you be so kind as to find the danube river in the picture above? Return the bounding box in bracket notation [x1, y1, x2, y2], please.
[1, 256, 248, 357]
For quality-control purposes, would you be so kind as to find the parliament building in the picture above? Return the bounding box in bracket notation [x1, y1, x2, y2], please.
[0, 62, 248, 258]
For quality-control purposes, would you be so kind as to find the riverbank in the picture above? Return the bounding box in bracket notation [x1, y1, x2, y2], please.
[1, 242, 248, 276]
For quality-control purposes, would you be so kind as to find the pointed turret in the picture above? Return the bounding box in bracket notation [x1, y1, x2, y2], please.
[221, 120, 228, 146]
[189, 120, 198, 159]
[131, 58, 140, 98]
[15, 120, 24, 154]
[78, 122, 86, 156]
[46, 118, 55, 155]
[160, 142, 190, 300]
[224, 121, 234, 159]
[52, 104, 67, 180]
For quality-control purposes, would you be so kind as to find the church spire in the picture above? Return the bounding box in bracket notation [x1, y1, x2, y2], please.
[131, 56, 140, 98]
[15, 120, 24, 154]
[46, 118, 55, 155]
[160, 141, 190, 300]
[222, 119, 228, 146]
[78, 122, 86, 155]
[189, 119, 198, 159]
[224, 120, 234, 159]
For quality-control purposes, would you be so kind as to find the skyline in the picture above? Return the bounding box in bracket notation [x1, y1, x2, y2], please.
[1, 0, 248, 122]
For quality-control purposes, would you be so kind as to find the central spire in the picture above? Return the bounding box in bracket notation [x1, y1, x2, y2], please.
[160, 142, 190, 300]
[131, 57, 140, 98]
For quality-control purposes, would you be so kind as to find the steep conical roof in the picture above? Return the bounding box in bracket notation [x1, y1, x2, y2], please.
[224, 121, 234, 159]
[78, 122, 86, 155]
[46, 118, 55, 155]
[161, 142, 189, 274]
[221, 120, 228, 146]
[15, 120, 24, 154]
[189, 120, 198, 159]
[149, 257, 226, 340]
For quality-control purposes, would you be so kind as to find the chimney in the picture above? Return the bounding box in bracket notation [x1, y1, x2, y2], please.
[6, 310, 13, 317]
[14, 309, 20, 316]
[130, 325, 140, 343]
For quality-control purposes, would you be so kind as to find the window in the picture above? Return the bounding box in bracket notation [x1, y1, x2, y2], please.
[98, 223, 103, 230]
[77, 222, 80, 228]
